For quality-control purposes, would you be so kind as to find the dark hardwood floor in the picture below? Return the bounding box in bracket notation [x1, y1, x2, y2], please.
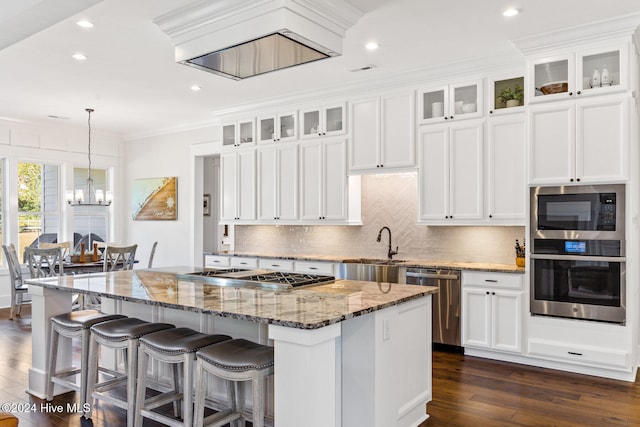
[2, 306, 640, 426]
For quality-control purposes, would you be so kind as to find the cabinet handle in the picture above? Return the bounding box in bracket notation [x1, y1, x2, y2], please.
[485, 279, 498, 283]
[576, 178, 581, 182]
[271, 264, 280, 267]
[489, 110, 493, 114]
[489, 214, 493, 218]
[570, 178, 574, 182]
[486, 291, 490, 295]
[380, 164, 384, 167]
[240, 262, 247, 265]
[309, 267, 318, 270]
[568, 351, 583, 356]
[569, 92, 573, 96]
[450, 116, 454, 119]
[444, 117, 448, 120]
[445, 216, 449, 219]
[577, 91, 582, 95]
[450, 215, 453, 219]
[377, 165, 380, 168]
[491, 292, 496, 295]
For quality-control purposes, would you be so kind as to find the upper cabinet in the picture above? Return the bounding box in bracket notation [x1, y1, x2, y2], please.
[418, 79, 483, 125]
[258, 112, 297, 143]
[528, 45, 628, 103]
[350, 91, 415, 173]
[300, 103, 346, 139]
[221, 119, 255, 149]
[488, 74, 525, 115]
[257, 143, 298, 221]
[220, 149, 256, 222]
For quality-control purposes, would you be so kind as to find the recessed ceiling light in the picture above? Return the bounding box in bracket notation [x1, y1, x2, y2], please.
[190, 85, 201, 92]
[72, 53, 87, 61]
[76, 20, 94, 28]
[503, 8, 519, 17]
[365, 42, 379, 51]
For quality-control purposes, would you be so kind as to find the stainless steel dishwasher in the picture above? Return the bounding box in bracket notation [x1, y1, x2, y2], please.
[406, 267, 461, 347]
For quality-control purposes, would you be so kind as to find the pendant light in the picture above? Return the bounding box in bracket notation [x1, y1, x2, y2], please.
[66, 108, 113, 206]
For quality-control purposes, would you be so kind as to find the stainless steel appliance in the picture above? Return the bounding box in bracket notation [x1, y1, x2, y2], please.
[178, 268, 335, 290]
[530, 184, 626, 324]
[406, 268, 461, 346]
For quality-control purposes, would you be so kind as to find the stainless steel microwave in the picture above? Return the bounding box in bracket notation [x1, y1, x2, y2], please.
[530, 184, 625, 243]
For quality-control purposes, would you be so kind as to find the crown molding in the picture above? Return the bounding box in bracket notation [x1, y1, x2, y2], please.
[512, 12, 640, 56]
[124, 117, 220, 142]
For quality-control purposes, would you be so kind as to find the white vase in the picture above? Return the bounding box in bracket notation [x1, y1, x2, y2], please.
[506, 99, 520, 108]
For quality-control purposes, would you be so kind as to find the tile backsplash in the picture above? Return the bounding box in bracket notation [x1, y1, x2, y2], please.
[235, 172, 525, 264]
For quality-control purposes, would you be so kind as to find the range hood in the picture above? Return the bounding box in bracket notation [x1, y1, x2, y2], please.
[154, 0, 363, 80]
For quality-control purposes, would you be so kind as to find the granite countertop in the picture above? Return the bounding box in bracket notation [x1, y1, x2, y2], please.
[205, 251, 525, 274]
[25, 267, 437, 330]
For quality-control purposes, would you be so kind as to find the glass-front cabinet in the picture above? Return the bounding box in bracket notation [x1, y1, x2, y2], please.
[418, 80, 483, 124]
[300, 103, 345, 139]
[528, 45, 627, 103]
[488, 75, 525, 114]
[258, 112, 297, 143]
[221, 119, 255, 149]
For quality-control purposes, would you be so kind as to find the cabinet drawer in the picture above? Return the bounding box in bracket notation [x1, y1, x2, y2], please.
[528, 338, 629, 370]
[203, 255, 230, 268]
[463, 271, 523, 290]
[229, 257, 259, 269]
[294, 261, 335, 275]
[258, 259, 294, 272]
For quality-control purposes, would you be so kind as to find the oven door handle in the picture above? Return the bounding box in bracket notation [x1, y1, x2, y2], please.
[530, 254, 626, 262]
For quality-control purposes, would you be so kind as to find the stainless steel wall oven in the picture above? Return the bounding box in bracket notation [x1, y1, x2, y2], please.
[530, 185, 626, 324]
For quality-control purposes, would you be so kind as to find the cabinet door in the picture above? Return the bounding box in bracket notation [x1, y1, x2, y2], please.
[323, 139, 348, 220]
[418, 85, 448, 124]
[222, 123, 236, 148]
[380, 91, 415, 169]
[300, 142, 323, 220]
[220, 153, 237, 221]
[277, 144, 298, 220]
[257, 147, 277, 220]
[529, 103, 575, 184]
[462, 288, 491, 349]
[323, 104, 345, 136]
[237, 150, 256, 220]
[528, 54, 573, 103]
[576, 46, 627, 96]
[576, 96, 627, 183]
[487, 115, 526, 222]
[491, 290, 522, 353]
[449, 122, 483, 220]
[277, 112, 297, 142]
[418, 126, 449, 221]
[449, 80, 483, 120]
[258, 116, 276, 143]
[350, 98, 380, 171]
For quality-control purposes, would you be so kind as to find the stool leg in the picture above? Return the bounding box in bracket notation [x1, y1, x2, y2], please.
[134, 347, 149, 427]
[80, 329, 91, 411]
[172, 361, 181, 417]
[252, 374, 265, 427]
[46, 323, 59, 401]
[182, 354, 194, 427]
[236, 381, 245, 427]
[227, 379, 238, 427]
[126, 340, 138, 427]
[84, 335, 100, 418]
[193, 359, 206, 427]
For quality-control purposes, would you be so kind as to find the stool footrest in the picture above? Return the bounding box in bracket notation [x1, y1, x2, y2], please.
[143, 391, 183, 411]
[91, 392, 128, 411]
[140, 409, 185, 427]
[93, 375, 127, 393]
[203, 408, 241, 427]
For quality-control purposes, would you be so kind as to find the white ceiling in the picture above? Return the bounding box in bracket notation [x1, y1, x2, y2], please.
[1, 0, 639, 139]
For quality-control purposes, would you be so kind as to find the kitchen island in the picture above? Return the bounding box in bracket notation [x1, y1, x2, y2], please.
[26, 267, 437, 427]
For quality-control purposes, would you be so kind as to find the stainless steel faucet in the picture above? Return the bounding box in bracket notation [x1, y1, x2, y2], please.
[376, 226, 398, 260]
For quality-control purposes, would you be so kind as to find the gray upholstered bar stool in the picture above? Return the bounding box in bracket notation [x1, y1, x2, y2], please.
[193, 339, 274, 427]
[45, 310, 126, 404]
[134, 328, 232, 427]
[84, 317, 175, 427]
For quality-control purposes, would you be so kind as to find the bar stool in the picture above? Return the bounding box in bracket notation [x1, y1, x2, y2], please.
[46, 310, 126, 403]
[193, 339, 274, 427]
[134, 328, 232, 427]
[84, 318, 175, 427]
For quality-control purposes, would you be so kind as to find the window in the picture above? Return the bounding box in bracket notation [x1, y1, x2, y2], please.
[72, 167, 108, 252]
[18, 162, 59, 258]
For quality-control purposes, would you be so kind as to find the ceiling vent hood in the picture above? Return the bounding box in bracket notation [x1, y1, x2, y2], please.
[154, 0, 363, 80]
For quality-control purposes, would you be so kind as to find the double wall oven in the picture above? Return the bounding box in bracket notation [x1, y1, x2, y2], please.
[530, 184, 626, 324]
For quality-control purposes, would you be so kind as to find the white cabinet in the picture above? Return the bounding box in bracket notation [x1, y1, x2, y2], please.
[488, 74, 525, 114]
[418, 79, 483, 124]
[527, 45, 627, 103]
[257, 143, 298, 221]
[221, 118, 255, 149]
[300, 138, 348, 222]
[220, 149, 256, 222]
[350, 91, 415, 172]
[258, 112, 297, 143]
[294, 261, 335, 275]
[462, 271, 523, 354]
[203, 254, 230, 268]
[418, 121, 483, 223]
[300, 103, 345, 139]
[229, 256, 259, 269]
[258, 258, 294, 272]
[529, 95, 628, 184]
[486, 114, 527, 223]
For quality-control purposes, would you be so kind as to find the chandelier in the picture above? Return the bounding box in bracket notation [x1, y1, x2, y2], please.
[66, 108, 112, 206]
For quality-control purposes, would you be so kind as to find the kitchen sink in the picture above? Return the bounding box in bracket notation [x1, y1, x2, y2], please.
[338, 260, 404, 283]
[342, 258, 406, 265]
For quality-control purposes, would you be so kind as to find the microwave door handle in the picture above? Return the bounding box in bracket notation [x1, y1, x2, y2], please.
[530, 254, 626, 263]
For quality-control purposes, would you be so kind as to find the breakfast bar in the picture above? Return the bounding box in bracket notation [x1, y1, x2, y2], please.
[26, 267, 437, 427]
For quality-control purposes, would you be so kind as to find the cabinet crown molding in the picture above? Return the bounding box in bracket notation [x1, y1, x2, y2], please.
[512, 12, 640, 56]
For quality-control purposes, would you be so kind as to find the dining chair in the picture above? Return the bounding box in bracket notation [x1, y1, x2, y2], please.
[2, 244, 29, 320]
[148, 241, 158, 268]
[25, 247, 64, 278]
[103, 244, 138, 272]
[40, 241, 71, 260]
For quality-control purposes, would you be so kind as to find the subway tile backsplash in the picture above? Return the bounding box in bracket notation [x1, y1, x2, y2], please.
[235, 172, 524, 264]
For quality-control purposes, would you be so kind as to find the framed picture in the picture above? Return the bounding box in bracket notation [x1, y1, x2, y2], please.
[132, 177, 177, 220]
[203, 194, 211, 216]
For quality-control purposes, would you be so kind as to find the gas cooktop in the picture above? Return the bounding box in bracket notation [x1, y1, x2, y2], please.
[177, 268, 335, 290]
